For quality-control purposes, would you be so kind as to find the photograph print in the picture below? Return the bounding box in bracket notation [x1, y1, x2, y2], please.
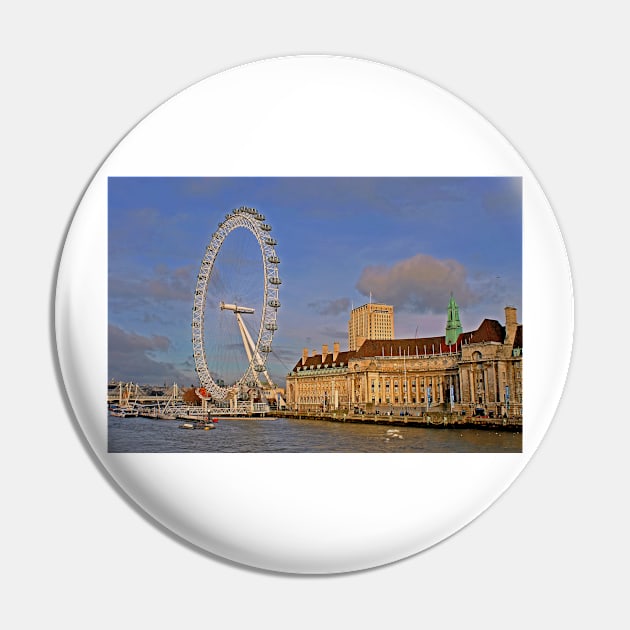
[108, 177, 522, 453]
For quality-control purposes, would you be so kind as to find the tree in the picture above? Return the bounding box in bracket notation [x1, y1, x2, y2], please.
[182, 387, 202, 406]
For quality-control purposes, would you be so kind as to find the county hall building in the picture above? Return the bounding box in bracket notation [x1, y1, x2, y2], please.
[285, 297, 522, 418]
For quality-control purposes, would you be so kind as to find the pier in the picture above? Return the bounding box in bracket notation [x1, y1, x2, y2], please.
[269, 410, 522, 432]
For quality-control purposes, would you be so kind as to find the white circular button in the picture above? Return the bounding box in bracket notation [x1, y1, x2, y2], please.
[55, 56, 573, 574]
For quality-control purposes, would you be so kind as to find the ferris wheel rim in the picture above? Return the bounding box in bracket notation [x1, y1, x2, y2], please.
[191, 207, 281, 400]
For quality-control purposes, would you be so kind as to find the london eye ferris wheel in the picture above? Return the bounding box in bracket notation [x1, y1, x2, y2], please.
[191, 207, 281, 401]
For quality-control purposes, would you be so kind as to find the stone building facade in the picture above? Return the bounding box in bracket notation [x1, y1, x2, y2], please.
[285, 303, 522, 418]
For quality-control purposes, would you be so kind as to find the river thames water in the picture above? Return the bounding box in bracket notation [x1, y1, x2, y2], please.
[108, 414, 521, 453]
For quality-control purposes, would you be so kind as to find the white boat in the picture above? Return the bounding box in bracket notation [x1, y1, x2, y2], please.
[110, 406, 139, 418]
[156, 412, 177, 421]
[179, 421, 216, 430]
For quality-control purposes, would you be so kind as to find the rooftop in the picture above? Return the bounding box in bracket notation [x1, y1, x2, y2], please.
[292, 316, 522, 372]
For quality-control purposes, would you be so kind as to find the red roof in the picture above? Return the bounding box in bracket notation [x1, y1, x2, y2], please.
[296, 350, 354, 371]
[467, 318, 505, 344]
[356, 335, 452, 358]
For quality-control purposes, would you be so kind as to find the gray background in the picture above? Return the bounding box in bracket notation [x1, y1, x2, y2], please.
[3, 1, 627, 628]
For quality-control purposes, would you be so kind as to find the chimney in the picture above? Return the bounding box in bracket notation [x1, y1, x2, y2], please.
[302, 348, 309, 365]
[504, 306, 517, 346]
[333, 342, 340, 361]
[322, 344, 329, 360]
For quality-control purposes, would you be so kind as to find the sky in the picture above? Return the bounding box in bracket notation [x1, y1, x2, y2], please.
[108, 177, 522, 387]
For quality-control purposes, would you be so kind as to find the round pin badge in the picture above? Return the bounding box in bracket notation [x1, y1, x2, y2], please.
[55, 55, 573, 574]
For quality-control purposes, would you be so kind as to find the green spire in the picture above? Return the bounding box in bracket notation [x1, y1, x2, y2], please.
[445, 293, 462, 345]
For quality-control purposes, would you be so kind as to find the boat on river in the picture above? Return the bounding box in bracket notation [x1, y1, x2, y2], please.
[156, 412, 177, 420]
[110, 405, 139, 418]
[179, 421, 216, 430]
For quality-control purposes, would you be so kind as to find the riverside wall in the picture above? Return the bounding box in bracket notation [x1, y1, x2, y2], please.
[270, 410, 522, 432]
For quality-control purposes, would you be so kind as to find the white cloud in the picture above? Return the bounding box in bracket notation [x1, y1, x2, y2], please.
[356, 253, 478, 313]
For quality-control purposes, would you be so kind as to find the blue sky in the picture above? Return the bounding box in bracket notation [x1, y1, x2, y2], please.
[108, 177, 522, 387]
